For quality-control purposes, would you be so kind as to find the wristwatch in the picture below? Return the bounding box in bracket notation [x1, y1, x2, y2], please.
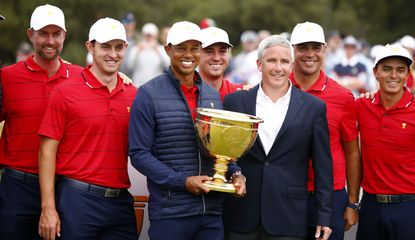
[347, 202, 360, 211]
[231, 171, 246, 183]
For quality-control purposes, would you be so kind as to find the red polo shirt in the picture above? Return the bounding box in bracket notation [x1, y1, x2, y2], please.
[218, 79, 243, 102]
[0, 56, 82, 173]
[181, 84, 198, 121]
[290, 71, 358, 191]
[356, 89, 415, 194]
[38, 67, 136, 188]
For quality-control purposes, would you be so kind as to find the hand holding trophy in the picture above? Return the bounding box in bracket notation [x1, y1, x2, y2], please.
[195, 108, 263, 193]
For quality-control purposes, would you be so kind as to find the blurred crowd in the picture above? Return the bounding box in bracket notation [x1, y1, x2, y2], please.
[12, 13, 415, 96]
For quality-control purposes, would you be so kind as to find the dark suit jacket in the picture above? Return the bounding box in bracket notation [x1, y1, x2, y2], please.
[222, 85, 333, 237]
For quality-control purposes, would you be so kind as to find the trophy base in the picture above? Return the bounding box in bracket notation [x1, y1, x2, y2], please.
[203, 181, 236, 193]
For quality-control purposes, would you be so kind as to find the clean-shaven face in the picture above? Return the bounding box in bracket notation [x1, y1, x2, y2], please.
[89, 39, 127, 75]
[293, 42, 325, 76]
[374, 57, 409, 96]
[257, 45, 293, 90]
[165, 40, 201, 79]
[199, 43, 230, 80]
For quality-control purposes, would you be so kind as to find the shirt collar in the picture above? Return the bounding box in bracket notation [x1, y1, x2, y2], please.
[289, 70, 327, 92]
[24, 55, 70, 80]
[372, 87, 413, 109]
[82, 65, 125, 92]
[257, 81, 292, 104]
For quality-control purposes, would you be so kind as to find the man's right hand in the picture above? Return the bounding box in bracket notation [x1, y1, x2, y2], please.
[185, 175, 212, 195]
[38, 208, 61, 240]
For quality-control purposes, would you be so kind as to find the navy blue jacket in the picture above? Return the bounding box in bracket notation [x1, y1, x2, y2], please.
[222, 85, 333, 237]
[129, 68, 228, 220]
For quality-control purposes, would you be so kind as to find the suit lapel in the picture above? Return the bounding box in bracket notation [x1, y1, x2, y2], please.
[244, 85, 266, 156]
[243, 85, 259, 116]
[269, 86, 304, 150]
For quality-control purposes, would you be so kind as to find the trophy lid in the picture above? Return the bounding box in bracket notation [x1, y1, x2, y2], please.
[196, 108, 263, 123]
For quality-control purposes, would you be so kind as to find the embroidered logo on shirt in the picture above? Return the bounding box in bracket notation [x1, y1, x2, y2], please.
[402, 123, 407, 129]
[127, 106, 130, 113]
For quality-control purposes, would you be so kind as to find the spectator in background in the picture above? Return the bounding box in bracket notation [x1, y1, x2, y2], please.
[258, 29, 271, 43]
[355, 44, 415, 240]
[119, 12, 137, 77]
[230, 30, 260, 85]
[325, 31, 344, 78]
[15, 42, 33, 62]
[199, 27, 243, 101]
[400, 35, 415, 92]
[127, 22, 167, 87]
[333, 35, 371, 97]
[199, 17, 216, 29]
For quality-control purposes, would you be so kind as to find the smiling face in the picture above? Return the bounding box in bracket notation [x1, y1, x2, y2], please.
[199, 43, 230, 81]
[257, 45, 292, 91]
[86, 39, 127, 76]
[28, 25, 66, 61]
[374, 56, 409, 97]
[165, 40, 201, 80]
[293, 42, 325, 76]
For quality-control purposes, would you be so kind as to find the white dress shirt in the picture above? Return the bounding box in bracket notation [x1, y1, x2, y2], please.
[256, 83, 292, 155]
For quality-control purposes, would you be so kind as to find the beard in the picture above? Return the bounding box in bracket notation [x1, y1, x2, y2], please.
[37, 47, 61, 61]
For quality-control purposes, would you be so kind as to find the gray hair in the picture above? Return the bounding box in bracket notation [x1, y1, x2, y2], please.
[257, 34, 294, 62]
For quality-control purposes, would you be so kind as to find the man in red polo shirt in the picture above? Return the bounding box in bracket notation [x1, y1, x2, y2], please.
[0, 5, 83, 239]
[38, 17, 137, 240]
[289, 22, 361, 240]
[355, 44, 415, 240]
[199, 27, 244, 101]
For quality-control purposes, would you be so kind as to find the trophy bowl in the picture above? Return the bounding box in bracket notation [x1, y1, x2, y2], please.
[195, 108, 263, 193]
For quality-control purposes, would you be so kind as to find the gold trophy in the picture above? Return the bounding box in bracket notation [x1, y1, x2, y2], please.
[195, 108, 263, 193]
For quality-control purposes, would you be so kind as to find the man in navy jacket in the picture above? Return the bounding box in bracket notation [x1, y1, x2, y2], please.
[222, 35, 333, 240]
[129, 21, 246, 240]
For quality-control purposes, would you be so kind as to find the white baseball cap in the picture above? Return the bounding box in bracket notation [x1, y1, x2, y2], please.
[142, 23, 159, 36]
[30, 4, 66, 31]
[89, 17, 126, 43]
[343, 35, 358, 46]
[201, 27, 233, 48]
[374, 44, 413, 67]
[166, 21, 202, 46]
[290, 21, 325, 45]
[400, 35, 415, 50]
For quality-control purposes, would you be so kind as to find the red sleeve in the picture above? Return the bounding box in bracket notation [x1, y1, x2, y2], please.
[38, 87, 68, 141]
[340, 92, 358, 142]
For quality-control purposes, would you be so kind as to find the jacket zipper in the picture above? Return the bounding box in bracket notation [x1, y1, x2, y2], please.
[179, 82, 206, 214]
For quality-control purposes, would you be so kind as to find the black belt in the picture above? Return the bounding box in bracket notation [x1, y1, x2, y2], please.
[1, 167, 39, 183]
[375, 194, 415, 204]
[59, 177, 127, 198]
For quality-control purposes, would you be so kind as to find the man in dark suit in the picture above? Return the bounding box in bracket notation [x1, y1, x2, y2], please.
[222, 35, 333, 240]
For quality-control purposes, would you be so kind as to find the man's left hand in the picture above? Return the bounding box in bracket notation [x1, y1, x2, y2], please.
[232, 175, 246, 198]
[344, 207, 359, 231]
[315, 225, 332, 240]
